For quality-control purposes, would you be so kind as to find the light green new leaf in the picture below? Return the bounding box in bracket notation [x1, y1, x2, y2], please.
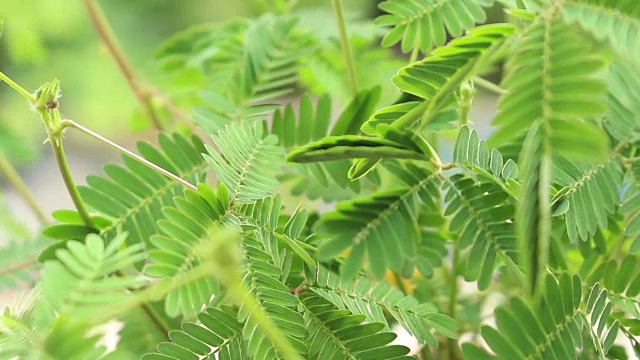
[376, 0, 495, 53]
[205, 120, 284, 204]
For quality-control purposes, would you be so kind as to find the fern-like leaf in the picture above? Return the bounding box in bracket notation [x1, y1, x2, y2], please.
[315, 163, 441, 279]
[43, 132, 207, 252]
[364, 23, 515, 135]
[604, 61, 640, 143]
[144, 184, 235, 318]
[444, 173, 520, 289]
[239, 235, 308, 359]
[278, 89, 383, 201]
[204, 120, 284, 204]
[489, 18, 609, 158]
[307, 266, 457, 348]
[563, 0, 640, 69]
[299, 293, 414, 360]
[375, 0, 495, 53]
[490, 15, 609, 295]
[551, 156, 623, 242]
[194, 15, 315, 132]
[622, 163, 640, 253]
[143, 305, 245, 360]
[463, 273, 618, 359]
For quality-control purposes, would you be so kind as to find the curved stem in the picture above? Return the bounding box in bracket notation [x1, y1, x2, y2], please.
[82, 0, 162, 130]
[331, 0, 358, 96]
[0, 152, 48, 224]
[49, 138, 94, 227]
[64, 119, 197, 191]
[0, 70, 36, 103]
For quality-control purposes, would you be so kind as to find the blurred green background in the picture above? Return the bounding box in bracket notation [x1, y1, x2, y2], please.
[0, 0, 377, 163]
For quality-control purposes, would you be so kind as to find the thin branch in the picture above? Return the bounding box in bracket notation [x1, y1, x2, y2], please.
[82, 0, 163, 130]
[64, 119, 197, 191]
[0, 259, 37, 277]
[472, 76, 507, 95]
[331, 0, 358, 96]
[0, 152, 48, 224]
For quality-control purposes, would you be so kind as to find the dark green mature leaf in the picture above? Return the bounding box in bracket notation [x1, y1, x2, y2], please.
[307, 266, 457, 348]
[205, 120, 284, 204]
[315, 163, 441, 279]
[278, 89, 383, 201]
[350, 24, 514, 178]
[552, 157, 623, 242]
[286, 134, 428, 163]
[365, 23, 515, 135]
[375, 0, 495, 53]
[466, 273, 618, 359]
[143, 306, 245, 360]
[299, 293, 414, 360]
[444, 173, 520, 289]
[145, 184, 236, 318]
[563, 0, 640, 69]
[239, 235, 308, 359]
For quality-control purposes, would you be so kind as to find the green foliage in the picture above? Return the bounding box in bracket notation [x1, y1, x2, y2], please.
[204, 120, 284, 204]
[307, 266, 458, 348]
[143, 305, 245, 360]
[375, 0, 495, 53]
[563, 0, 640, 69]
[3, 1, 640, 359]
[144, 184, 233, 318]
[463, 273, 619, 359]
[42, 132, 207, 251]
[315, 163, 442, 279]
[274, 89, 383, 201]
[299, 293, 413, 359]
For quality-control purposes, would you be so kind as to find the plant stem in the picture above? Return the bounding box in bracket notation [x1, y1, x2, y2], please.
[472, 76, 507, 95]
[115, 269, 171, 339]
[0, 152, 48, 224]
[0, 70, 36, 103]
[331, 0, 358, 97]
[82, 0, 163, 130]
[49, 139, 94, 227]
[410, 46, 420, 64]
[447, 244, 460, 360]
[0, 259, 37, 277]
[64, 119, 197, 191]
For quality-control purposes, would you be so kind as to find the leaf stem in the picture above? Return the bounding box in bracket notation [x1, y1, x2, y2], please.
[0, 70, 36, 103]
[82, 0, 163, 130]
[331, 0, 358, 96]
[49, 139, 95, 227]
[63, 119, 197, 191]
[0, 152, 48, 224]
[471, 76, 507, 95]
[0, 258, 38, 277]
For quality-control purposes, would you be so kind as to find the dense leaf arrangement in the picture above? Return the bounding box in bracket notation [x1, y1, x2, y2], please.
[2, 0, 640, 359]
